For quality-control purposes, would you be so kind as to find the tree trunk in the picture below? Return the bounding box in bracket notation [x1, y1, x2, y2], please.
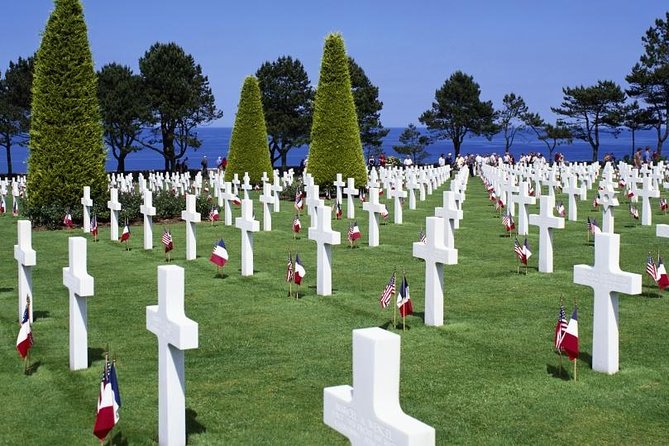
[5, 136, 12, 176]
[281, 152, 288, 171]
[116, 153, 126, 173]
[452, 138, 461, 158]
[631, 130, 636, 158]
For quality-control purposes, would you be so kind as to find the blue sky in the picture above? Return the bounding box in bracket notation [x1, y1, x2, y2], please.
[1, 1, 666, 127]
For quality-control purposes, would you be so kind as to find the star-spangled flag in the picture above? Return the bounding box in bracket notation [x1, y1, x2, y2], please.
[646, 254, 658, 281]
[656, 256, 669, 290]
[335, 201, 342, 220]
[161, 229, 174, 253]
[502, 212, 515, 232]
[286, 253, 294, 282]
[660, 197, 668, 211]
[496, 197, 505, 210]
[556, 201, 566, 217]
[627, 188, 635, 199]
[489, 191, 497, 202]
[396, 274, 413, 317]
[119, 223, 130, 241]
[90, 214, 98, 237]
[554, 303, 568, 350]
[418, 229, 427, 243]
[294, 254, 306, 285]
[294, 191, 303, 211]
[293, 215, 301, 233]
[209, 239, 228, 267]
[379, 272, 396, 309]
[209, 207, 220, 222]
[63, 213, 74, 229]
[587, 216, 600, 234]
[560, 307, 579, 361]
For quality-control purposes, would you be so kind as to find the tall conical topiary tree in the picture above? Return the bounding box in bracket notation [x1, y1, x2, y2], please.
[308, 33, 367, 186]
[28, 0, 107, 211]
[225, 76, 273, 184]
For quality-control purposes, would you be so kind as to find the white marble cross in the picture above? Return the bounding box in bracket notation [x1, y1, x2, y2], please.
[388, 177, 407, 224]
[516, 182, 536, 236]
[638, 175, 660, 226]
[146, 265, 198, 446]
[434, 191, 462, 249]
[241, 172, 253, 199]
[562, 174, 583, 222]
[107, 188, 122, 240]
[220, 182, 237, 226]
[334, 173, 345, 206]
[14, 220, 36, 323]
[305, 184, 324, 230]
[598, 184, 619, 233]
[235, 198, 260, 276]
[62, 237, 94, 371]
[81, 186, 93, 233]
[231, 173, 240, 195]
[528, 195, 565, 273]
[573, 232, 642, 374]
[271, 174, 282, 212]
[362, 187, 387, 247]
[259, 182, 274, 231]
[413, 217, 458, 327]
[545, 169, 561, 198]
[324, 327, 435, 445]
[405, 172, 419, 210]
[181, 194, 201, 260]
[308, 205, 341, 296]
[503, 175, 519, 217]
[343, 178, 358, 219]
[141, 190, 156, 250]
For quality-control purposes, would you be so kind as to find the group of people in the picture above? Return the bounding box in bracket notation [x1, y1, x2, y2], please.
[633, 146, 657, 168]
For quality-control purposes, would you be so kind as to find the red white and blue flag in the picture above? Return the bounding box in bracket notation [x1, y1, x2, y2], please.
[209, 239, 228, 267]
[162, 229, 174, 253]
[119, 223, 130, 242]
[12, 198, 18, 216]
[396, 274, 413, 317]
[335, 201, 342, 220]
[209, 208, 220, 222]
[348, 221, 361, 242]
[656, 256, 669, 290]
[560, 307, 579, 361]
[646, 254, 658, 282]
[502, 212, 515, 232]
[554, 303, 568, 350]
[380, 272, 396, 309]
[286, 253, 294, 282]
[90, 214, 98, 237]
[93, 360, 120, 441]
[293, 215, 301, 233]
[0, 195, 6, 213]
[16, 300, 32, 359]
[63, 213, 74, 229]
[294, 191, 304, 211]
[294, 254, 306, 285]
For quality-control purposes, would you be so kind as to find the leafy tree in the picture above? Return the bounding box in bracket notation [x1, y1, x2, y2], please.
[139, 42, 222, 171]
[393, 123, 429, 164]
[348, 57, 389, 159]
[551, 81, 626, 162]
[97, 63, 150, 173]
[419, 71, 496, 157]
[256, 56, 313, 170]
[626, 12, 669, 156]
[523, 112, 573, 161]
[497, 93, 527, 152]
[618, 101, 655, 157]
[308, 33, 367, 186]
[28, 0, 107, 210]
[224, 76, 273, 184]
[0, 56, 33, 175]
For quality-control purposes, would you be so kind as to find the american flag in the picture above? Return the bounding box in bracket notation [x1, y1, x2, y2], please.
[359, 188, 366, 203]
[379, 272, 396, 309]
[514, 237, 531, 265]
[90, 214, 98, 237]
[502, 212, 515, 232]
[514, 238, 524, 262]
[646, 255, 658, 282]
[335, 201, 342, 219]
[660, 197, 668, 211]
[489, 191, 497, 202]
[587, 216, 600, 234]
[618, 179, 626, 189]
[294, 190, 303, 211]
[627, 189, 635, 199]
[592, 196, 600, 208]
[161, 229, 173, 253]
[555, 201, 565, 217]
[285, 253, 294, 282]
[528, 185, 535, 197]
[292, 215, 301, 233]
[418, 229, 426, 243]
[495, 197, 505, 210]
[554, 303, 568, 349]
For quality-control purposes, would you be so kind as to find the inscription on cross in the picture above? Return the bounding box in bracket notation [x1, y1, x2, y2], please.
[323, 327, 436, 445]
[573, 232, 641, 374]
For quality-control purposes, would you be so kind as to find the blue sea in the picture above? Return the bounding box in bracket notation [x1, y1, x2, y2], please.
[2, 127, 660, 174]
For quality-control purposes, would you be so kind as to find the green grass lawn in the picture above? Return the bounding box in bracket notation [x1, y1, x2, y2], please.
[1, 175, 668, 445]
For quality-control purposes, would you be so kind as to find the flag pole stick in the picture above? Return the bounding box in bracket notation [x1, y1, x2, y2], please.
[573, 358, 577, 382]
[393, 302, 397, 329]
[403, 313, 406, 332]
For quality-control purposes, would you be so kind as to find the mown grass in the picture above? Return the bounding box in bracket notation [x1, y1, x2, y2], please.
[0, 174, 668, 445]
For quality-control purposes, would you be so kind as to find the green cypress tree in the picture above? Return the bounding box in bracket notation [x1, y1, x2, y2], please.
[28, 0, 107, 212]
[308, 33, 367, 186]
[225, 76, 273, 184]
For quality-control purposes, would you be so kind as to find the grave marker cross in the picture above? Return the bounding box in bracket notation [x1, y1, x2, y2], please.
[14, 220, 36, 323]
[181, 194, 201, 260]
[235, 198, 260, 276]
[528, 195, 565, 273]
[81, 186, 93, 232]
[308, 205, 341, 296]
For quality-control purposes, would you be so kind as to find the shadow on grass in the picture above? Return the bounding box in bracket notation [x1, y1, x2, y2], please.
[0, 287, 14, 293]
[578, 352, 593, 367]
[88, 347, 107, 367]
[378, 321, 394, 330]
[109, 430, 129, 446]
[546, 363, 571, 381]
[186, 407, 206, 439]
[33, 310, 50, 321]
[498, 234, 513, 238]
[213, 273, 229, 280]
[25, 360, 42, 376]
[642, 290, 663, 299]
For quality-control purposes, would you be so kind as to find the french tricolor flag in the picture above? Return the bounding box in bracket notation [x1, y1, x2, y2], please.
[16, 321, 33, 359]
[209, 239, 229, 267]
[294, 254, 306, 285]
[119, 224, 130, 242]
